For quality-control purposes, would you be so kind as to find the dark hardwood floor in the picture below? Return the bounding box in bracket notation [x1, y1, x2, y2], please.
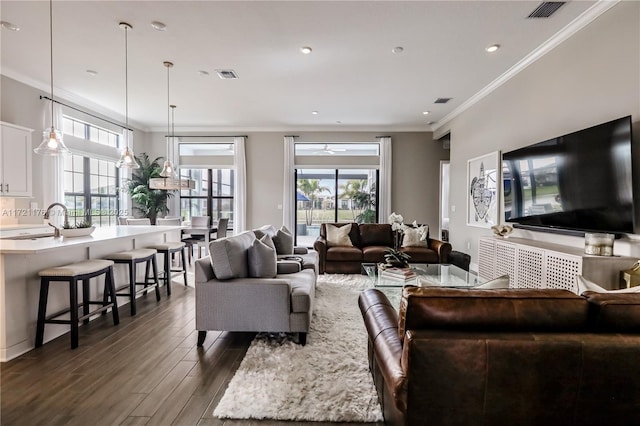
[1, 274, 383, 426]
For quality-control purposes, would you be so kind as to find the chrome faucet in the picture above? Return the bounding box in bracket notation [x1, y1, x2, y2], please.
[44, 203, 69, 238]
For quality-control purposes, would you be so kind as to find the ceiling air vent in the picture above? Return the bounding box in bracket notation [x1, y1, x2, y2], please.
[434, 97, 452, 104]
[528, 2, 566, 18]
[216, 69, 238, 79]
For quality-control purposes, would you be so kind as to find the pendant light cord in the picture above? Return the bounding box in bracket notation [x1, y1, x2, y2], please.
[124, 25, 129, 146]
[49, 0, 54, 129]
[171, 105, 176, 163]
[167, 64, 171, 160]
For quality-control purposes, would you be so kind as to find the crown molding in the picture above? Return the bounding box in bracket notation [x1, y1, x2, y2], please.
[434, 0, 620, 133]
[147, 124, 435, 133]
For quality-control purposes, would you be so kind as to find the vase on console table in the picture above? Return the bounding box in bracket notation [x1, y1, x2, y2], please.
[491, 224, 513, 238]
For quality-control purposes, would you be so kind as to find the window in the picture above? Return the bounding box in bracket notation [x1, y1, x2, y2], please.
[180, 168, 234, 225]
[296, 169, 378, 246]
[292, 142, 381, 246]
[62, 117, 119, 148]
[62, 118, 120, 227]
[64, 154, 119, 227]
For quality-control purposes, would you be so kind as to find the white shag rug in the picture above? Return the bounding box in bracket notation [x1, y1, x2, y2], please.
[213, 274, 385, 422]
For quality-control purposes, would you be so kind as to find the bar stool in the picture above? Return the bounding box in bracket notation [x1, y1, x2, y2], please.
[146, 242, 188, 295]
[105, 248, 160, 316]
[36, 259, 119, 349]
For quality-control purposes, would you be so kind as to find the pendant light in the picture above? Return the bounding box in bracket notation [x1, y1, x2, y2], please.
[34, 0, 70, 156]
[115, 22, 140, 169]
[159, 61, 177, 178]
[149, 63, 195, 190]
[149, 104, 195, 190]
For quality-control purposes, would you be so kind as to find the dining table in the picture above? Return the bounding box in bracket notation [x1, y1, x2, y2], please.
[181, 222, 218, 256]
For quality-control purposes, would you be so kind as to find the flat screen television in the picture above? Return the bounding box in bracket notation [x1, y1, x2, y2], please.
[502, 115, 635, 235]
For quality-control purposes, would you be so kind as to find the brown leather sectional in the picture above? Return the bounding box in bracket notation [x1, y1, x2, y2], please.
[359, 286, 640, 425]
[313, 223, 452, 274]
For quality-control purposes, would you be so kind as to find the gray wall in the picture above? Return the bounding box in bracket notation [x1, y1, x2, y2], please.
[0, 75, 148, 223]
[143, 130, 449, 231]
[440, 1, 640, 263]
[2, 75, 448, 231]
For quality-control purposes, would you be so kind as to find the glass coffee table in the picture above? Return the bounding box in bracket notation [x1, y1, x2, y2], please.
[362, 263, 486, 288]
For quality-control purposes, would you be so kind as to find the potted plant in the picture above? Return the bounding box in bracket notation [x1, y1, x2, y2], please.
[124, 153, 173, 225]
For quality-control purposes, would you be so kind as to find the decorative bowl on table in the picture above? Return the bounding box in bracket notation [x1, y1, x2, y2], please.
[61, 226, 95, 238]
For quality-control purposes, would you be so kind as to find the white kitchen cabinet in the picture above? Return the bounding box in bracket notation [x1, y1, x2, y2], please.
[478, 236, 636, 293]
[0, 122, 33, 197]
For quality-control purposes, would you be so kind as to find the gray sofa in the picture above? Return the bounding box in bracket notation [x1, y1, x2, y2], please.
[195, 230, 317, 345]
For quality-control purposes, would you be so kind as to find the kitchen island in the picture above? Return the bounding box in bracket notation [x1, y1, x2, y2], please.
[0, 225, 182, 361]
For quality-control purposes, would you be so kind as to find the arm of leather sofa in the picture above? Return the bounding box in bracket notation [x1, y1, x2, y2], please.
[313, 237, 328, 274]
[359, 289, 408, 415]
[429, 238, 452, 263]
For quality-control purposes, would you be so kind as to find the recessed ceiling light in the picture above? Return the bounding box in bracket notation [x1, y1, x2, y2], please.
[485, 44, 500, 53]
[151, 21, 166, 31]
[427, 121, 436, 126]
[86, 70, 98, 76]
[300, 46, 313, 54]
[336, 120, 342, 124]
[198, 70, 210, 76]
[422, 111, 430, 115]
[311, 111, 319, 115]
[0, 21, 19, 32]
[392, 46, 404, 54]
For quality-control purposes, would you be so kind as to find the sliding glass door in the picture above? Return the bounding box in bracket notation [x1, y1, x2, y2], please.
[295, 168, 377, 246]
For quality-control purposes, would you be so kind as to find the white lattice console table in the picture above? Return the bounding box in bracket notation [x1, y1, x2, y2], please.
[478, 236, 636, 293]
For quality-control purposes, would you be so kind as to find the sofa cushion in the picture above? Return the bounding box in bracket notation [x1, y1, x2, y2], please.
[401, 225, 428, 247]
[582, 292, 640, 332]
[400, 247, 439, 263]
[248, 236, 277, 278]
[260, 234, 276, 251]
[362, 246, 389, 263]
[358, 224, 393, 247]
[276, 260, 302, 274]
[273, 226, 294, 255]
[397, 287, 588, 341]
[254, 224, 277, 239]
[321, 223, 360, 246]
[326, 223, 354, 247]
[209, 231, 256, 280]
[285, 269, 316, 313]
[326, 246, 363, 262]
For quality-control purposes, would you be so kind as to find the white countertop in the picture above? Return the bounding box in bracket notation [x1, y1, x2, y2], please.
[0, 226, 181, 254]
[0, 224, 53, 239]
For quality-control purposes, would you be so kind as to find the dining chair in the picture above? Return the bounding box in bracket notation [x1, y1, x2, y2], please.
[215, 218, 229, 239]
[156, 218, 181, 226]
[182, 216, 210, 262]
[118, 217, 132, 225]
[126, 218, 151, 225]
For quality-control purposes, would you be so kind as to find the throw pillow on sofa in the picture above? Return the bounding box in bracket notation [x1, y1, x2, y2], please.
[209, 231, 255, 279]
[248, 236, 277, 278]
[401, 224, 429, 247]
[260, 233, 276, 251]
[576, 275, 640, 295]
[273, 226, 294, 255]
[326, 223, 353, 247]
